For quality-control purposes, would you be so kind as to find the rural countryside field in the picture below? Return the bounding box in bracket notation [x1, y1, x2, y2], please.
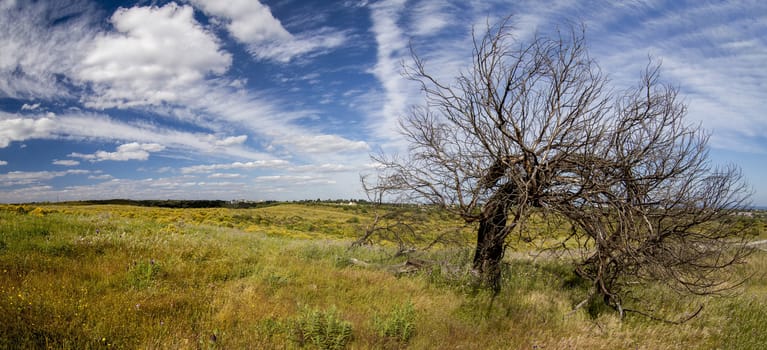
[1, 202, 766, 349]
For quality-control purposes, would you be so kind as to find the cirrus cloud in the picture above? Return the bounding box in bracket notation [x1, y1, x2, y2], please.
[53, 159, 80, 166]
[0, 0, 96, 99]
[190, 0, 347, 62]
[0, 169, 90, 187]
[180, 159, 290, 174]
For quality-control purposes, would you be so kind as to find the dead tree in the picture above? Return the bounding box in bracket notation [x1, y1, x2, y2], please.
[366, 17, 753, 305]
[368, 20, 610, 292]
[558, 65, 754, 317]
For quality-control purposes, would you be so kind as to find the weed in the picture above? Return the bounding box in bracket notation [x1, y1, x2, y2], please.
[291, 306, 353, 349]
[127, 259, 162, 289]
[256, 317, 284, 341]
[373, 302, 416, 345]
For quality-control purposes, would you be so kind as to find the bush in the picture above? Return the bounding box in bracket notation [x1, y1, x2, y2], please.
[291, 306, 353, 349]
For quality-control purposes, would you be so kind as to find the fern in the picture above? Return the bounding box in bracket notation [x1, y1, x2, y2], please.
[373, 302, 416, 344]
[291, 306, 353, 349]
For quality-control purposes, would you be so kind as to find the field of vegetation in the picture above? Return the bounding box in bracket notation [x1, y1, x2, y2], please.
[1, 202, 766, 349]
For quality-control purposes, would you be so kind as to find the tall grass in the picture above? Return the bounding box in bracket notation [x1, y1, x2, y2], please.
[0, 204, 765, 349]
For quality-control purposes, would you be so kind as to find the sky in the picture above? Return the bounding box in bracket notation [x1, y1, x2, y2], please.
[0, 0, 765, 205]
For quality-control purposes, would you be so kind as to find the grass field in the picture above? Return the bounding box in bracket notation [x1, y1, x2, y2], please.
[1, 203, 766, 349]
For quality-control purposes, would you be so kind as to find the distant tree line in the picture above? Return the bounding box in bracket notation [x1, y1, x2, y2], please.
[40, 198, 374, 209]
[64, 199, 280, 209]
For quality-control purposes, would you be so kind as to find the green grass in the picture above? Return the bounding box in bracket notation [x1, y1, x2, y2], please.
[0, 204, 765, 349]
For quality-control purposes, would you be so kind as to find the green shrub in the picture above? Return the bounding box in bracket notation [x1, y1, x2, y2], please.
[373, 302, 416, 345]
[291, 306, 353, 349]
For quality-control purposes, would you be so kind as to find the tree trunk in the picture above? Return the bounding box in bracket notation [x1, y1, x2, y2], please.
[472, 199, 510, 293]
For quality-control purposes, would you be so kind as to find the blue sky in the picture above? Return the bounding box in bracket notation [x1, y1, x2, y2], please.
[0, 0, 765, 205]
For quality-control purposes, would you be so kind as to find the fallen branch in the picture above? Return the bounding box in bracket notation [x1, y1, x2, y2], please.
[346, 257, 435, 275]
[623, 305, 704, 324]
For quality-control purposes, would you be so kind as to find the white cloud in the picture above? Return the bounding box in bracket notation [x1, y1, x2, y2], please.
[0, 175, 246, 202]
[2, 1, 367, 163]
[254, 175, 336, 186]
[173, 82, 371, 158]
[76, 3, 232, 108]
[88, 174, 113, 180]
[21, 103, 41, 111]
[46, 112, 270, 160]
[344, 0, 370, 8]
[0, 168, 365, 203]
[0, 112, 56, 147]
[0, 0, 96, 99]
[53, 159, 80, 166]
[582, 1, 767, 153]
[214, 135, 248, 147]
[69, 142, 165, 162]
[0, 160, 7, 166]
[409, 1, 452, 36]
[368, 0, 410, 141]
[190, 0, 346, 62]
[209, 173, 244, 179]
[291, 163, 356, 173]
[274, 134, 369, 154]
[0, 169, 89, 187]
[191, 0, 291, 43]
[181, 159, 290, 174]
[367, 0, 477, 145]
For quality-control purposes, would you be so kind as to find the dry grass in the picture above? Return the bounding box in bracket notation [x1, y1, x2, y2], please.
[0, 204, 765, 349]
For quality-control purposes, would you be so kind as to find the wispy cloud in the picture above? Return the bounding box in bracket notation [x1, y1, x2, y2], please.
[274, 134, 369, 154]
[0, 0, 763, 203]
[408, 1, 452, 36]
[180, 160, 290, 174]
[88, 174, 112, 180]
[190, 0, 347, 62]
[21, 103, 41, 111]
[53, 159, 80, 166]
[213, 135, 248, 147]
[0, 111, 271, 160]
[367, 0, 410, 141]
[0, 0, 96, 99]
[208, 173, 244, 179]
[366, 0, 485, 145]
[0, 175, 243, 202]
[1, 1, 367, 165]
[254, 175, 336, 185]
[0, 169, 89, 187]
[581, 1, 767, 153]
[368, 0, 767, 156]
